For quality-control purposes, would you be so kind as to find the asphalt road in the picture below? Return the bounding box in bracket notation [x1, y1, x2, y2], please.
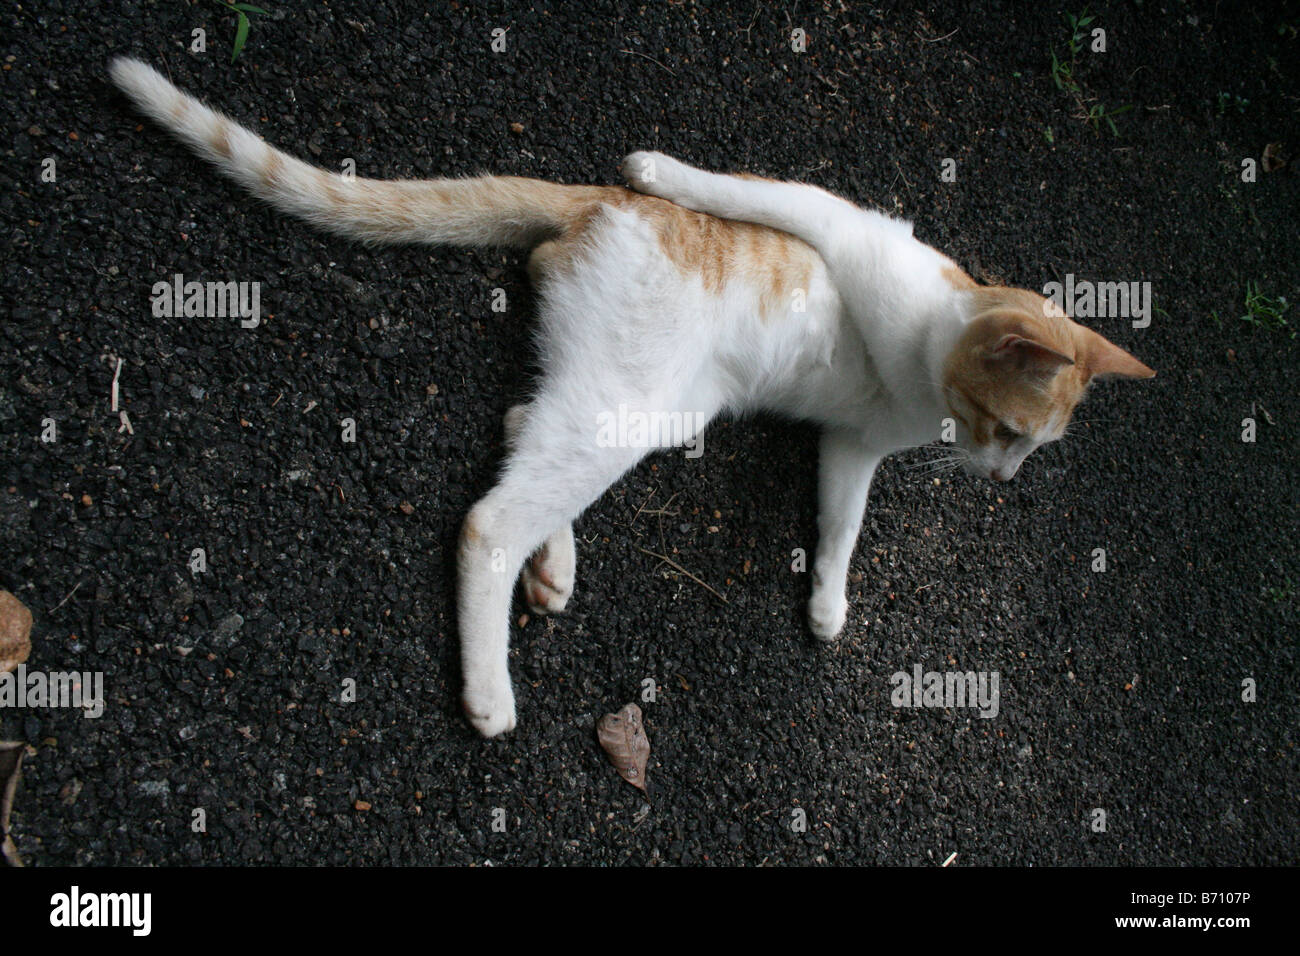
[1, 0, 1296, 865]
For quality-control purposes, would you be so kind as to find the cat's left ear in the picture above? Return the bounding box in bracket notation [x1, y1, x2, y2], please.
[1076, 327, 1156, 381]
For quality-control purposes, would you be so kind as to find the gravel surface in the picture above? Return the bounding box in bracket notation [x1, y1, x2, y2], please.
[1, 1, 1296, 865]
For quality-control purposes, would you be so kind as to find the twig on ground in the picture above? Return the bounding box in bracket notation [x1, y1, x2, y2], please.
[620, 49, 676, 76]
[635, 545, 729, 604]
[110, 357, 123, 412]
[50, 580, 84, 614]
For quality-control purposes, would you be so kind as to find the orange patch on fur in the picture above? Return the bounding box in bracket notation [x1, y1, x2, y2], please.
[591, 191, 815, 318]
[211, 120, 233, 160]
[605, 194, 732, 292]
[753, 227, 814, 318]
[260, 152, 284, 191]
[526, 239, 565, 284]
[942, 263, 978, 289]
[459, 513, 483, 548]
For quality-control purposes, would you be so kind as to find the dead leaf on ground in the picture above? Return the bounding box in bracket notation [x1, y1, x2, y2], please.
[0, 741, 26, 867]
[597, 703, 650, 793]
[1262, 142, 1285, 172]
[0, 590, 33, 673]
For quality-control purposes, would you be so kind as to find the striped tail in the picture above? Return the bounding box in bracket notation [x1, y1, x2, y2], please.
[108, 57, 610, 248]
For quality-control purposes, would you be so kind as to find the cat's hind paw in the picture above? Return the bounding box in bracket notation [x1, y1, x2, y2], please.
[519, 532, 575, 615]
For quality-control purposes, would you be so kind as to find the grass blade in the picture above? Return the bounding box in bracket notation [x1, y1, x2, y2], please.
[232, 12, 250, 62]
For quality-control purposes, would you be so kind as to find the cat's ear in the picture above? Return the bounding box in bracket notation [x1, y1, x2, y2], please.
[987, 331, 1075, 374]
[1076, 327, 1156, 381]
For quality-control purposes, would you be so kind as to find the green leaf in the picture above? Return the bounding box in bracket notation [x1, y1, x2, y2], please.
[1050, 52, 1064, 89]
[232, 11, 250, 62]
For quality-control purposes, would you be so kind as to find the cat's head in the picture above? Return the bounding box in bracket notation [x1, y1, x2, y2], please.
[941, 287, 1154, 481]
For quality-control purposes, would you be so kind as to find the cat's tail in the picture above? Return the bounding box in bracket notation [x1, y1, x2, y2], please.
[108, 57, 612, 248]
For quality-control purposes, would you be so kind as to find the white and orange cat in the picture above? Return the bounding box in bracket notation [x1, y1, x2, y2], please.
[110, 59, 1154, 737]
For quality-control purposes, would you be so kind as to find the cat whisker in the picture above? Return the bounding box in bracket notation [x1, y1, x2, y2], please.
[902, 444, 969, 467]
[1063, 425, 1104, 448]
[908, 455, 968, 475]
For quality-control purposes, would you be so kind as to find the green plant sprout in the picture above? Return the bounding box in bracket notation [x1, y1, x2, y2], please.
[1049, 8, 1132, 137]
[1240, 281, 1292, 337]
[218, 1, 270, 63]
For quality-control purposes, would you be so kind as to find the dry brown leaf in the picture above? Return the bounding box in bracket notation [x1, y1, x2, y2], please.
[1262, 142, 1286, 173]
[0, 590, 32, 673]
[597, 703, 650, 792]
[0, 741, 25, 867]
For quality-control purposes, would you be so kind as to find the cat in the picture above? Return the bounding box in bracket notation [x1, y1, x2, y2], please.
[109, 58, 1154, 738]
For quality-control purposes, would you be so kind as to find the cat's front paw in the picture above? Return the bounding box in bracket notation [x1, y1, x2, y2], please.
[808, 588, 849, 642]
[462, 683, 517, 738]
[620, 150, 687, 200]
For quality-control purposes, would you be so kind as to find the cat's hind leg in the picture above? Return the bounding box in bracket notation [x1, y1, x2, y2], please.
[459, 403, 651, 737]
[504, 404, 575, 615]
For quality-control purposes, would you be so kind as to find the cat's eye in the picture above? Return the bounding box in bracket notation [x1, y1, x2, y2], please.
[993, 423, 1021, 443]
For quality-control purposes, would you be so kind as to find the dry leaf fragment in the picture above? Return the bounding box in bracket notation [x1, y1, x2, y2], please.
[58, 778, 83, 806]
[0, 741, 26, 867]
[0, 590, 33, 673]
[597, 703, 650, 792]
[1262, 142, 1285, 173]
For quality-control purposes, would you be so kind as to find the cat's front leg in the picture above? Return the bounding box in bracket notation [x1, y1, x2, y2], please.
[809, 428, 883, 641]
[620, 151, 708, 209]
[620, 151, 862, 259]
